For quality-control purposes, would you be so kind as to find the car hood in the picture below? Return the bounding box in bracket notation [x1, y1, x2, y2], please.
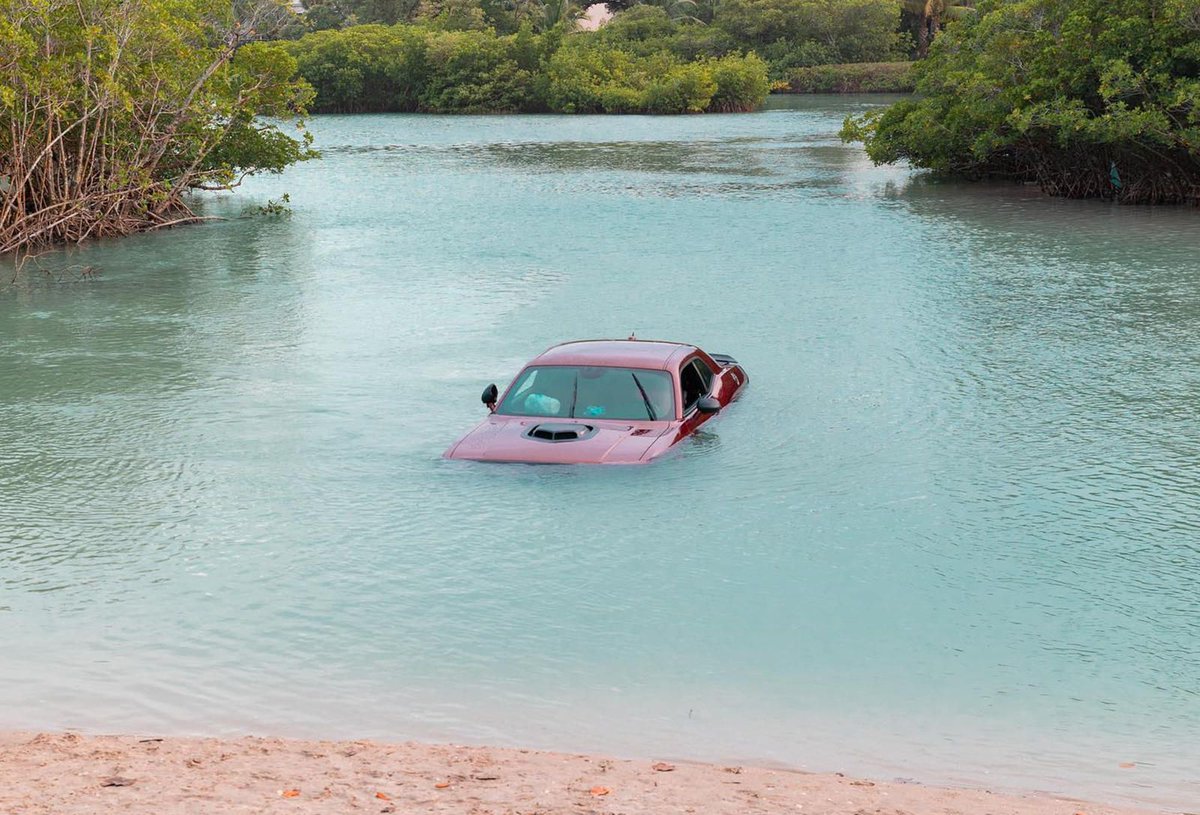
[445, 416, 671, 464]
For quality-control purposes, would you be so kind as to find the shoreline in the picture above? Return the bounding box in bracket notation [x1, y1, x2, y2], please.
[0, 732, 1173, 815]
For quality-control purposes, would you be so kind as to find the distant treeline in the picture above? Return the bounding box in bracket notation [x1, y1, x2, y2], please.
[277, 0, 910, 114]
[282, 0, 909, 80]
[283, 9, 807, 113]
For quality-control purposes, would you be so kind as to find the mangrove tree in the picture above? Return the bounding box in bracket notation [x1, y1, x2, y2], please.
[0, 0, 316, 255]
[843, 0, 1200, 204]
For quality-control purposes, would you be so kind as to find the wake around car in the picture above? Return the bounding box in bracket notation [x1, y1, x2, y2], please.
[444, 339, 748, 464]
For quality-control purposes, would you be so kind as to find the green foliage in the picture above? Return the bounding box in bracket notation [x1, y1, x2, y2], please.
[297, 0, 420, 30]
[284, 0, 903, 80]
[543, 45, 766, 113]
[545, 45, 724, 113]
[543, 46, 642, 112]
[284, 0, 575, 33]
[498, 0, 587, 33]
[708, 52, 771, 110]
[665, 22, 738, 60]
[594, 4, 679, 46]
[257, 192, 293, 214]
[784, 61, 913, 92]
[645, 62, 718, 112]
[285, 24, 430, 111]
[843, 0, 1200, 203]
[589, 0, 902, 77]
[714, 0, 905, 77]
[283, 0, 907, 111]
[0, 0, 315, 253]
[357, 0, 424, 24]
[285, 18, 770, 113]
[285, 24, 553, 111]
[419, 29, 538, 110]
[419, 0, 491, 29]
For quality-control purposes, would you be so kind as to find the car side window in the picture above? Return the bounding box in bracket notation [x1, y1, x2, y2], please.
[680, 359, 712, 413]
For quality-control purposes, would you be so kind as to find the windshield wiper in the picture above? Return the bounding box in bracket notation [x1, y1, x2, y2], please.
[630, 372, 657, 421]
[568, 373, 578, 418]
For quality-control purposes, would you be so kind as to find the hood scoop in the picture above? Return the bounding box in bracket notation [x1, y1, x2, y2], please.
[526, 423, 597, 443]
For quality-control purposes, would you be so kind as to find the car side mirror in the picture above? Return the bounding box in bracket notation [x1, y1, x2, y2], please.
[482, 383, 498, 412]
[697, 396, 721, 414]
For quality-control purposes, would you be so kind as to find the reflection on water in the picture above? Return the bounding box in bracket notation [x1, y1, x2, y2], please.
[482, 140, 778, 176]
[1, 96, 1198, 810]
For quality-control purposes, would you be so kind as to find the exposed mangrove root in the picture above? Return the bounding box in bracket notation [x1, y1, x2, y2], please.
[0, 0, 314, 259]
[1, 248, 103, 292]
[1018, 143, 1200, 205]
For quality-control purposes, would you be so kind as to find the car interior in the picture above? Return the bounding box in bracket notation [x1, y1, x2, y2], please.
[680, 359, 713, 413]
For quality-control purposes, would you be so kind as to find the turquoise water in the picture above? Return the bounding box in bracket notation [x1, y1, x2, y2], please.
[2, 96, 1198, 809]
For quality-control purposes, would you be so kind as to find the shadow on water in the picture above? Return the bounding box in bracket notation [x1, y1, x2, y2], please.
[481, 140, 776, 176]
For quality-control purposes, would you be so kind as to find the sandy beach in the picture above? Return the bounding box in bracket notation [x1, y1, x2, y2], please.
[0, 732, 1172, 815]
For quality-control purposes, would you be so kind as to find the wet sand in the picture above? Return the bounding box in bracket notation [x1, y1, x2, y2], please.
[0, 732, 1171, 814]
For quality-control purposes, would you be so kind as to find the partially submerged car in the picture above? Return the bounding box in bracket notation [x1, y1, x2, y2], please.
[444, 339, 747, 464]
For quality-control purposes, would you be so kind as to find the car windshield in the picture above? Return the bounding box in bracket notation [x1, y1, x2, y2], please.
[496, 366, 675, 421]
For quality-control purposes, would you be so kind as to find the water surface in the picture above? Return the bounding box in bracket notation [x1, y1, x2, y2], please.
[2, 96, 1198, 810]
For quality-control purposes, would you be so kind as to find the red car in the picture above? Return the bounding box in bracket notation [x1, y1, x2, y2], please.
[444, 339, 748, 464]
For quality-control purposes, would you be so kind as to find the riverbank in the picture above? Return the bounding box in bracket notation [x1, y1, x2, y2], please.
[0, 732, 1170, 815]
[777, 62, 914, 94]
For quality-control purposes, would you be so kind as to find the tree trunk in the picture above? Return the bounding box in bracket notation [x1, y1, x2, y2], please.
[916, 13, 931, 58]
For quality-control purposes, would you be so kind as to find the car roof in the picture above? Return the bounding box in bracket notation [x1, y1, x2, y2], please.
[530, 339, 697, 371]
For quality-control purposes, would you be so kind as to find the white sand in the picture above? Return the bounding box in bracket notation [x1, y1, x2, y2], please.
[0, 732, 1171, 815]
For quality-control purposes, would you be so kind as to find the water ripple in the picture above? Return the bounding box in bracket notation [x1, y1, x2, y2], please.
[1, 97, 1198, 810]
